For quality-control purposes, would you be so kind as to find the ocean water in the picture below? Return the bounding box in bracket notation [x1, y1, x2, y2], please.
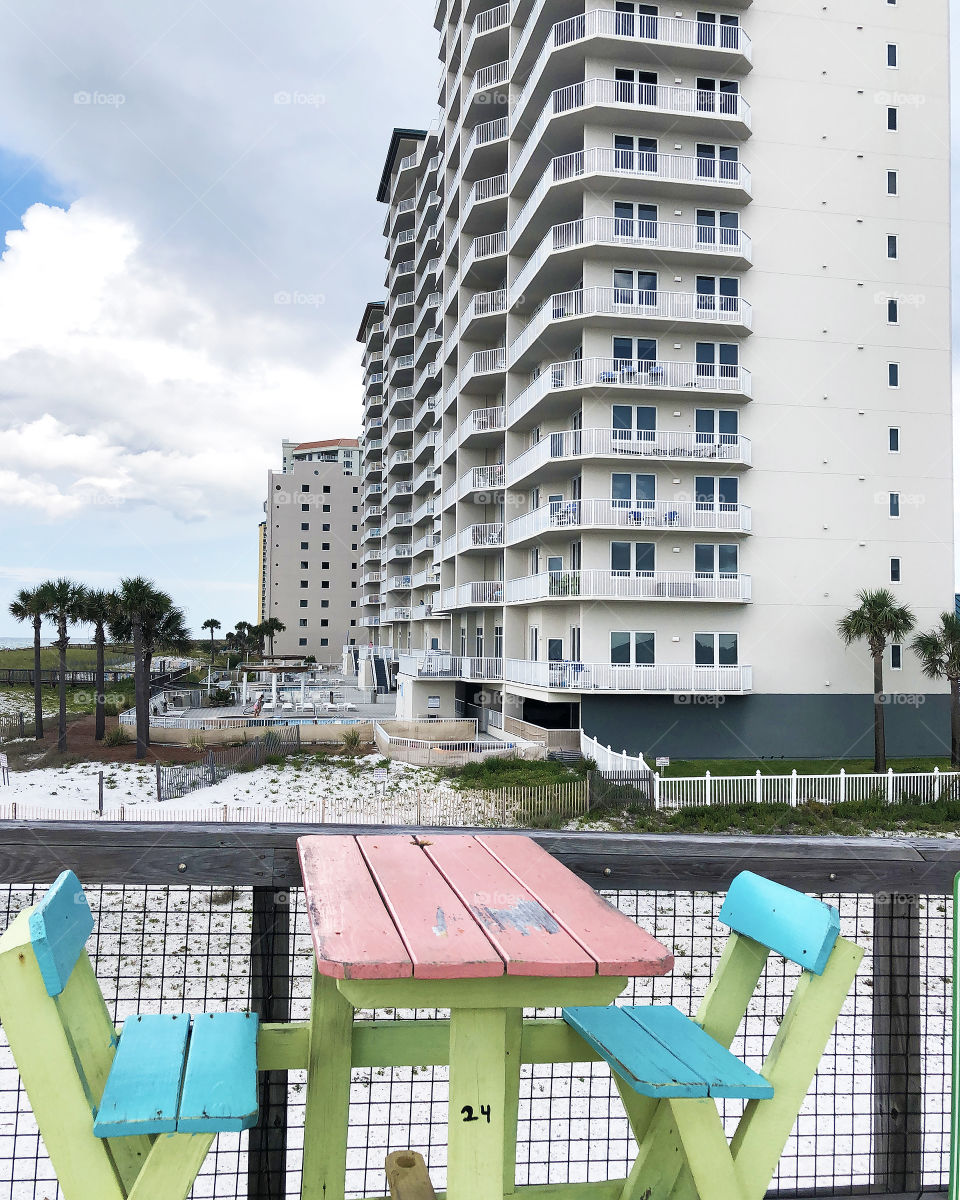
[0, 637, 55, 649]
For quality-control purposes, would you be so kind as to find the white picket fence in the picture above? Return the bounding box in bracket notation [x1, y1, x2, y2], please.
[651, 767, 960, 810]
[580, 730, 649, 772]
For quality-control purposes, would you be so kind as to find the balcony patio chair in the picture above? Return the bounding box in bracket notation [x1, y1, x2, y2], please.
[0, 871, 259, 1200]
[563, 871, 863, 1200]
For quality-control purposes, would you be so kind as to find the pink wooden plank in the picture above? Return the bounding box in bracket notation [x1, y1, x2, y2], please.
[423, 836, 596, 977]
[357, 836, 507, 980]
[478, 835, 674, 978]
[297, 836, 412, 979]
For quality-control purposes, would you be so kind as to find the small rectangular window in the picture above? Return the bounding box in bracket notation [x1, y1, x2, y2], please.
[890, 557, 901, 582]
[888, 362, 900, 387]
[886, 43, 898, 67]
[322, 504, 331, 513]
[320, 638, 329, 647]
[887, 169, 898, 195]
[322, 561, 330, 570]
[321, 581, 329, 589]
[301, 484, 310, 493]
[889, 492, 900, 518]
[300, 541, 309, 550]
[889, 427, 900, 452]
[891, 643, 902, 669]
[299, 619, 307, 627]
[299, 599, 308, 608]
[887, 298, 899, 324]
[322, 542, 330, 550]
[300, 560, 308, 569]
[887, 107, 898, 131]
[321, 600, 329, 608]
[301, 503, 310, 512]
[322, 523, 331, 532]
[301, 522, 309, 531]
[322, 485, 331, 494]
[887, 234, 898, 259]
[300, 580, 308, 588]
[321, 619, 329, 627]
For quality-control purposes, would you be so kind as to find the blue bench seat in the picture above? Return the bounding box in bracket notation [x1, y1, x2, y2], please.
[563, 1004, 773, 1100]
[94, 1010, 259, 1137]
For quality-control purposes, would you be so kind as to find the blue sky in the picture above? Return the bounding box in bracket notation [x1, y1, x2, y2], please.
[0, 1, 955, 640]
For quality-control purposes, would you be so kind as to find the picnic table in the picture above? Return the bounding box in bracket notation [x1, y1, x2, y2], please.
[297, 833, 673, 1200]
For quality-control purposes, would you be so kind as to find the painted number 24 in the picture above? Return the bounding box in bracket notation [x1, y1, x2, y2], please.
[461, 1104, 492, 1123]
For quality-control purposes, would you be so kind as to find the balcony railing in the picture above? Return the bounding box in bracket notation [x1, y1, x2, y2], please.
[507, 498, 752, 541]
[465, 1, 512, 64]
[460, 406, 506, 438]
[398, 652, 504, 681]
[463, 173, 509, 225]
[387, 607, 412, 621]
[461, 229, 507, 276]
[444, 580, 505, 608]
[511, 287, 751, 361]
[513, 9, 751, 133]
[458, 522, 505, 551]
[514, 77, 750, 181]
[507, 426, 751, 484]
[512, 216, 751, 301]
[464, 115, 509, 160]
[504, 659, 752, 692]
[508, 357, 752, 425]
[460, 288, 508, 333]
[467, 60, 510, 106]
[459, 346, 507, 388]
[505, 569, 752, 603]
[458, 463, 505, 498]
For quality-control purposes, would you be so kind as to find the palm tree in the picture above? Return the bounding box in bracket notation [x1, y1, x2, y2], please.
[259, 617, 286, 657]
[234, 621, 254, 661]
[837, 588, 916, 772]
[81, 589, 118, 741]
[41, 579, 88, 753]
[142, 605, 192, 688]
[8, 584, 54, 739]
[111, 578, 168, 760]
[911, 612, 960, 768]
[201, 618, 221, 667]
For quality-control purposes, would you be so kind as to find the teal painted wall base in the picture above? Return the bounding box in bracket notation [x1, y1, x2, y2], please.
[580, 693, 951, 760]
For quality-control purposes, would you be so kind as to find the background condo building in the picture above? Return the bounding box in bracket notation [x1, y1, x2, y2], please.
[263, 438, 361, 663]
[359, 0, 952, 757]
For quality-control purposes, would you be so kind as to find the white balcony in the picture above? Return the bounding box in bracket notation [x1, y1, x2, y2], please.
[463, 115, 509, 167]
[458, 463, 505, 498]
[507, 427, 751, 486]
[413, 430, 439, 460]
[360, 616, 382, 628]
[387, 607, 412, 621]
[505, 569, 751, 604]
[461, 230, 507, 278]
[361, 549, 384, 565]
[466, 59, 509, 108]
[412, 531, 442, 555]
[388, 513, 414, 532]
[398, 652, 504, 681]
[458, 522, 504, 552]
[444, 581, 505, 608]
[459, 346, 507, 392]
[388, 449, 414, 471]
[463, 173, 509, 228]
[504, 660, 752, 693]
[464, 1, 512, 65]
[512, 216, 751, 303]
[508, 358, 751, 428]
[512, 9, 752, 136]
[510, 288, 751, 364]
[363, 593, 383, 607]
[385, 543, 414, 560]
[459, 288, 508, 338]
[388, 574, 413, 590]
[513, 77, 751, 184]
[460, 406, 506, 441]
[507, 499, 752, 543]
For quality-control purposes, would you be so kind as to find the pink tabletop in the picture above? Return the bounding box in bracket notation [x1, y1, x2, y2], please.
[297, 833, 674, 981]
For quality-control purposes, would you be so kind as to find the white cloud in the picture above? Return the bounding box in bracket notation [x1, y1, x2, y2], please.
[0, 201, 360, 520]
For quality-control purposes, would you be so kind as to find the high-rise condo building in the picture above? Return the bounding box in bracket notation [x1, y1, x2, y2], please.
[262, 438, 362, 663]
[359, 1, 952, 757]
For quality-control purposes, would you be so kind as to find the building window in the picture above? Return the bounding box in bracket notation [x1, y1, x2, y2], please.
[300, 561, 308, 569]
[887, 107, 898, 131]
[300, 541, 309, 550]
[301, 504, 310, 512]
[322, 485, 331, 494]
[611, 631, 655, 665]
[300, 580, 308, 588]
[301, 484, 310, 493]
[886, 43, 898, 67]
[887, 169, 898, 195]
[322, 542, 330, 550]
[891, 644, 902, 669]
[298, 637, 307, 646]
[320, 638, 329, 647]
[322, 504, 331, 513]
[889, 426, 900, 452]
[321, 581, 329, 589]
[888, 362, 899, 387]
[322, 523, 330, 532]
[890, 557, 901, 582]
[887, 234, 898, 259]
[300, 599, 308, 608]
[887, 298, 899, 324]
[694, 632, 739, 666]
[299, 619, 307, 627]
[322, 562, 330, 570]
[321, 600, 329, 608]
[301, 523, 309, 531]
[889, 492, 900, 517]
[321, 619, 329, 627]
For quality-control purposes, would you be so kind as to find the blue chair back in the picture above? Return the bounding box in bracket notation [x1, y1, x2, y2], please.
[28, 871, 94, 996]
[718, 870, 839, 975]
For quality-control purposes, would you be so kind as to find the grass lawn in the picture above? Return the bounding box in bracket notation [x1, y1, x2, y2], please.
[0, 680, 136, 718]
[0, 645, 132, 670]
[656, 756, 952, 777]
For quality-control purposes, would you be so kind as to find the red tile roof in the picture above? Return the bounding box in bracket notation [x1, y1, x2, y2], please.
[293, 438, 360, 451]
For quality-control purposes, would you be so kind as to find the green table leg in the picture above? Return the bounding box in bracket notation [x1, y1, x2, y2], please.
[301, 968, 354, 1200]
[448, 1006, 521, 1200]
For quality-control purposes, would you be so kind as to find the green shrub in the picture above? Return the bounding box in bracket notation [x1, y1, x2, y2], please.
[340, 727, 363, 752]
[187, 732, 206, 752]
[104, 727, 130, 747]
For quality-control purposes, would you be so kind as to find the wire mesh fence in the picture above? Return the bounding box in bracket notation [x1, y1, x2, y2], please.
[0, 835, 951, 1199]
[158, 727, 302, 801]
